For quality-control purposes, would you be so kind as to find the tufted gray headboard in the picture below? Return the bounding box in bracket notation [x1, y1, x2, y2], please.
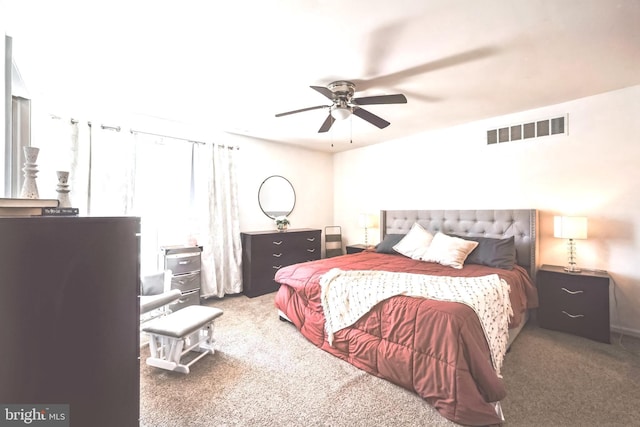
[381, 209, 539, 279]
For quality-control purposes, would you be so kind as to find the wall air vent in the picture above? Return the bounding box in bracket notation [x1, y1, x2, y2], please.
[487, 115, 567, 145]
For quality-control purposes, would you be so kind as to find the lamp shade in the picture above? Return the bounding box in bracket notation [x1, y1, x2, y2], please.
[554, 216, 588, 239]
[358, 213, 377, 229]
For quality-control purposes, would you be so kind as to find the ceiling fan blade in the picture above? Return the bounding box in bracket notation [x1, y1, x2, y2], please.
[318, 114, 335, 133]
[275, 105, 327, 117]
[352, 107, 390, 129]
[352, 94, 407, 105]
[363, 18, 408, 77]
[352, 46, 499, 91]
[310, 85, 335, 100]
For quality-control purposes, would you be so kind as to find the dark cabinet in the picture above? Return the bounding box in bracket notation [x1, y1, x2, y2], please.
[241, 229, 321, 297]
[537, 264, 610, 343]
[0, 216, 141, 427]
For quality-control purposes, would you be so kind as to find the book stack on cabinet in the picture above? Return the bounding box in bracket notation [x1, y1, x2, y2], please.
[0, 198, 79, 217]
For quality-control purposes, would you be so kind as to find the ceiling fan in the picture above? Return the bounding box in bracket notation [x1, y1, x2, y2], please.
[275, 80, 407, 133]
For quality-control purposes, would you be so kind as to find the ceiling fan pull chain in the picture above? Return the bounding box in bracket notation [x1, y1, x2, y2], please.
[331, 125, 334, 148]
[350, 115, 353, 144]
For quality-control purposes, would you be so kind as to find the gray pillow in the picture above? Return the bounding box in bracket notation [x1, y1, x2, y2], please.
[141, 271, 166, 296]
[375, 234, 405, 254]
[455, 235, 516, 270]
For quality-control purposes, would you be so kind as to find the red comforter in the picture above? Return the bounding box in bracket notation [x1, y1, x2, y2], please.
[274, 251, 538, 426]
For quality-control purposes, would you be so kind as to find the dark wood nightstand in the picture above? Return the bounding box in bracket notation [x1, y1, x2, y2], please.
[537, 264, 610, 343]
[346, 244, 368, 254]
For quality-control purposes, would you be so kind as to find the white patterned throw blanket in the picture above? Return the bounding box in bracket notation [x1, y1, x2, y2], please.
[320, 268, 513, 376]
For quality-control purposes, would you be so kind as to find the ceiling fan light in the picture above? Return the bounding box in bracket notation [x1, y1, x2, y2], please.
[331, 107, 352, 120]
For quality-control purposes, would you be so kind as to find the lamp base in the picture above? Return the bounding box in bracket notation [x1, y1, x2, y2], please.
[564, 265, 581, 273]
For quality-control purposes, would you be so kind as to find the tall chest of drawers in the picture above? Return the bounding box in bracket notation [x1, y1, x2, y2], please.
[0, 217, 140, 427]
[241, 228, 322, 297]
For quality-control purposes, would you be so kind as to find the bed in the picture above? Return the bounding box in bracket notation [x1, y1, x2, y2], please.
[274, 209, 539, 426]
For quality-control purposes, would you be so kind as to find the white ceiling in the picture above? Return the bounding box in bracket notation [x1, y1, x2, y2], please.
[3, 0, 640, 152]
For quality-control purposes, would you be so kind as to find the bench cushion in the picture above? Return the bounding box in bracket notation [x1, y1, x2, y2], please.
[142, 305, 224, 338]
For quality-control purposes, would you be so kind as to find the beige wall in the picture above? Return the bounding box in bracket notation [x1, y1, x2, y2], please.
[232, 134, 334, 243]
[333, 85, 640, 336]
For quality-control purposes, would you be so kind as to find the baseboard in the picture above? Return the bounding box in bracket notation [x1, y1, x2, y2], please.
[611, 325, 640, 339]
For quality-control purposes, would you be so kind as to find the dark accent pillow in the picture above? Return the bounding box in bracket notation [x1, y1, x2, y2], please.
[456, 235, 516, 270]
[376, 234, 405, 254]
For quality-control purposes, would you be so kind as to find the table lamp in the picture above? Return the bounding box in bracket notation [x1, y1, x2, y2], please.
[553, 216, 588, 272]
[358, 213, 377, 247]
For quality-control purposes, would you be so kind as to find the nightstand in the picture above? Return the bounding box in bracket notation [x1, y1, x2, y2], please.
[346, 244, 368, 254]
[536, 264, 610, 343]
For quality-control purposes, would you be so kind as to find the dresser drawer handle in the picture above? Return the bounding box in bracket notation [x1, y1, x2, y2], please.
[273, 241, 283, 245]
[561, 287, 584, 295]
[307, 237, 316, 242]
[562, 310, 585, 319]
[178, 260, 190, 265]
[272, 265, 282, 269]
[307, 248, 316, 252]
[272, 253, 282, 257]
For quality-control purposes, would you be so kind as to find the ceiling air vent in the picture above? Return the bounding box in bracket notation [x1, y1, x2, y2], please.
[487, 115, 567, 145]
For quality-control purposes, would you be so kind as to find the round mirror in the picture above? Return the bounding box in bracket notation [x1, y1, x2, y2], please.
[258, 175, 296, 219]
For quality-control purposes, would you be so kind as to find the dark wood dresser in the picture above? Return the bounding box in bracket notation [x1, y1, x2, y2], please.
[241, 228, 321, 297]
[537, 264, 610, 343]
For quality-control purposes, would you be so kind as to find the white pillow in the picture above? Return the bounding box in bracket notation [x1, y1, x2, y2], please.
[421, 232, 479, 269]
[392, 223, 434, 260]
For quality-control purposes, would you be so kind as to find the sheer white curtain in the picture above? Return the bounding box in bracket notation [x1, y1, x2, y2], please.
[193, 143, 242, 298]
[131, 133, 194, 274]
[88, 126, 136, 215]
[32, 116, 90, 205]
[68, 121, 91, 213]
[34, 115, 242, 295]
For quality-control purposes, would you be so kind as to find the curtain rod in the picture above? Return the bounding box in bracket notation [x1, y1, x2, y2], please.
[130, 128, 239, 149]
[130, 128, 203, 144]
[100, 124, 121, 132]
[51, 115, 239, 149]
[50, 114, 78, 125]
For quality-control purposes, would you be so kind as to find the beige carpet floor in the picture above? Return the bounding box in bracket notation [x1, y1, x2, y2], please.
[139, 292, 640, 427]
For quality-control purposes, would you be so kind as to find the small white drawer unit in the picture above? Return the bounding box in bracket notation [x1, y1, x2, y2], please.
[161, 245, 203, 312]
